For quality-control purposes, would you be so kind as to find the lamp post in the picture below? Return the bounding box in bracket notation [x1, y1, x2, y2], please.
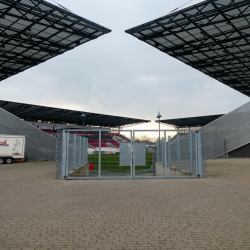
[81, 112, 85, 136]
[156, 111, 162, 141]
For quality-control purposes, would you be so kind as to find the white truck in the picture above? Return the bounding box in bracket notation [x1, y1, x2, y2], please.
[0, 135, 26, 164]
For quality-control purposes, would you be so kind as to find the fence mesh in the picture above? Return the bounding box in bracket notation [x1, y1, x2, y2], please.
[0, 107, 56, 161]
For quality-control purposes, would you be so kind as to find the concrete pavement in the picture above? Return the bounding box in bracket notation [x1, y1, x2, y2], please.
[0, 159, 249, 250]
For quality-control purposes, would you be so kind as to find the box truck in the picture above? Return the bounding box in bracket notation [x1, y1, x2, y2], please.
[0, 135, 26, 164]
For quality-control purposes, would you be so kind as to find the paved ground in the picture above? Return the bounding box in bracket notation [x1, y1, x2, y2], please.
[0, 159, 250, 250]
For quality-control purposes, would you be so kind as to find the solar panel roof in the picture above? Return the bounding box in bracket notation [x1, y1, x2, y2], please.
[0, 100, 150, 127]
[126, 0, 250, 96]
[157, 114, 224, 128]
[0, 0, 111, 81]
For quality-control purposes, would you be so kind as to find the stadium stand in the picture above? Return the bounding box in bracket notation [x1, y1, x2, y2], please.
[0, 100, 150, 128]
[106, 140, 120, 148]
[156, 114, 224, 130]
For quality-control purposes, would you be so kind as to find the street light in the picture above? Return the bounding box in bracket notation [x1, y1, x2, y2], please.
[81, 112, 85, 128]
[156, 111, 162, 141]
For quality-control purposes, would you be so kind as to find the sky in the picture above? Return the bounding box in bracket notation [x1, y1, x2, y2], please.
[1, 0, 249, 130]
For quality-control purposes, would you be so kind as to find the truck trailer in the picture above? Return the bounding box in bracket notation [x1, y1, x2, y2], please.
[0, 135, 26, 164]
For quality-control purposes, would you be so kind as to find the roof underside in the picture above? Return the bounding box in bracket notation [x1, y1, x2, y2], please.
[0, 100, 150, 127]
[0, 0, 111, 81]
[157, 114, 224, 128]
[126, 0, 250, 96]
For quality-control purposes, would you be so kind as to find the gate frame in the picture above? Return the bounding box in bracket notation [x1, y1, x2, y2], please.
[61, 129, 203, 180]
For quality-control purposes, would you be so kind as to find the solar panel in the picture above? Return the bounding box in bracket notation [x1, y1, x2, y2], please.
[126, 0, 250, 96]
[0, 0, 111, 81]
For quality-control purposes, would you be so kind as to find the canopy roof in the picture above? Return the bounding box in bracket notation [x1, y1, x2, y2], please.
[0, 100, 150, 127]
[0, 0, 111, 81]
[157, 114, 224, 128]
[126, 0, 250, 96]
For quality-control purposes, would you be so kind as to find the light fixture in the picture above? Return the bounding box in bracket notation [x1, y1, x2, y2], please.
[81, 112, 85, 130]
[156, 111, 162, 141]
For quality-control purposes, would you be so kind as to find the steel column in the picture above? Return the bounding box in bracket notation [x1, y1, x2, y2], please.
[98, 131, 101, 178]
[161, 137, 164, 164]
[61, 131, 67, 180]
[132, 130, 135, 177]
[73, 134, 76, 170]
[79, 136, 82, 166]
[189, 131, 193, 174]
[177, 134, 180, 170]
[197, 131, 203, 178]
[168, 136, 171, 166]
[195, 132, 198, 176]
[85, 138, 88, 164]
[164, 131, 167, 177]
[157, 139, 160, 162]
[130, 131, 133, 178]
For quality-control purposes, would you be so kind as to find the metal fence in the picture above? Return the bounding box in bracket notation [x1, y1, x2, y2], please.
[56, 132, 88, 179]
[57, 129, 205, 180]
[201, 100, 250, 160]
[155, 131, 204, 177]
[0, 107, 56, 161]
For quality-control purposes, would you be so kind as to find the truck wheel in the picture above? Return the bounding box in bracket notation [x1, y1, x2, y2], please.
[6, 158, 12, 164]
[0, 159, 3, 164]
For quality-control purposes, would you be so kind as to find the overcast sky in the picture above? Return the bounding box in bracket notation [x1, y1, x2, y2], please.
[1, 0, 249, 128]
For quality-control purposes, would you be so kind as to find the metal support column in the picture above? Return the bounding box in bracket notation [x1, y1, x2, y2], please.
[85, 138, 88, 164]
[73, 134, 76, 170]
[132, 130, 135, 178]
[55, 137, 58, 162]
[168, 136, 171, 166]
[98, 131, 101, 178]
[61, 131, 68, 180]
[130, 131, 133, 178]
[162, 137, 164, 164]
[177, 134, 180, 170]
[197, 131, 203, 178]
[79, 136, 82, 166]
[164, 131, 167, 177]
[157, 139, 160, 162]
[189, 131, 193, 174]
[195, 132, 198, 176]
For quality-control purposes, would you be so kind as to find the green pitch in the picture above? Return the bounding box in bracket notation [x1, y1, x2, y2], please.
[88, 153, 153, 172]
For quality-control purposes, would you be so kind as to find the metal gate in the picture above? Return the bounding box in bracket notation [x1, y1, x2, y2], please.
[56, 129, 204, 180]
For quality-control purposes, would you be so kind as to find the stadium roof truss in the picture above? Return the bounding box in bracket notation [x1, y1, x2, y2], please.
[0, 0, 111, 81]
[156, 114, 224, 129]
[126, 0, 250, 96]
[0, 100, 150, 127]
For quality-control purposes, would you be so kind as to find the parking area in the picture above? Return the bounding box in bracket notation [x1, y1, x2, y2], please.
[0, 159, 250, 250]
